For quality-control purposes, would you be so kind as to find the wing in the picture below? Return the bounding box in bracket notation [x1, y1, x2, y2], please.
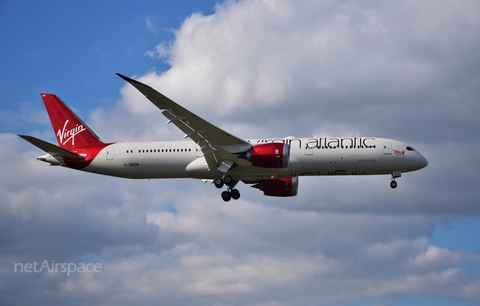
[117, 73, 251, 172]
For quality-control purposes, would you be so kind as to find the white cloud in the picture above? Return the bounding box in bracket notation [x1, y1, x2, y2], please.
[4, 130, 480, 304]
[130, 0, 480, 143]
[145, 16, 157, 34]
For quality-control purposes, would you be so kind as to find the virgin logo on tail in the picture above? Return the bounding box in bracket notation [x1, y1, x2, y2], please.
[57, 120, 86, 146]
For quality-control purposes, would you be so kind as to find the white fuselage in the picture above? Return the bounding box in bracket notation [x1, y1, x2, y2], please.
[51, 137, 428, 181]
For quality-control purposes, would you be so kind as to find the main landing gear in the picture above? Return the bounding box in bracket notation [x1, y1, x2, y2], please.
[390, 171, 401, 189]
[214, 174, 240, 202]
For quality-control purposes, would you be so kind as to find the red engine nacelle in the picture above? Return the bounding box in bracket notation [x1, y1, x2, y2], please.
[246, 143, 290, 168]
[252, 177, 298, 197]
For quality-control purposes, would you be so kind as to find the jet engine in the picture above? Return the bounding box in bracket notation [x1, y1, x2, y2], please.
[252, 177, 298, 197]
[244, 143, 290, 168]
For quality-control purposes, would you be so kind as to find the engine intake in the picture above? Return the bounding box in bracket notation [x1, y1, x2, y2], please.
[244, 143, 290, 168]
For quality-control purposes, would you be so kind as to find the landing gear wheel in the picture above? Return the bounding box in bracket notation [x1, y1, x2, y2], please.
[230, 189, 240, 200]
[214, 177, 224, 188]
[390, 181, 397, 189]
[223, 175, 234, 187]
[221, 191, 232, 202]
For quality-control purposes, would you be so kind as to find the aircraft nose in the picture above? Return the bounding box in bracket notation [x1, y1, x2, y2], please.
[419, 154, 428, 169]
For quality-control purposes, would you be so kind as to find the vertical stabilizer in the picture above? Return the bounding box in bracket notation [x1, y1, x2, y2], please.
[41, 94, 104, 150]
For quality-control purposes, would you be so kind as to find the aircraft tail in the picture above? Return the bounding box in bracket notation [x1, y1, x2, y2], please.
[41, 94, 105, 150]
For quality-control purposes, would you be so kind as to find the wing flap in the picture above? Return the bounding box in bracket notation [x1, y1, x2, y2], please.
[19, 135, 82, 159]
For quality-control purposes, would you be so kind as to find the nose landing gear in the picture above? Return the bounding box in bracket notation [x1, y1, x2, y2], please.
[215, 174, 241, 201]
[390, 171, 401, 189]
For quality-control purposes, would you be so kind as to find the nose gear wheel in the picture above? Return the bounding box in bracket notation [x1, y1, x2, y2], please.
[390, 180, 397, 189]
[390, 171, 401, 189]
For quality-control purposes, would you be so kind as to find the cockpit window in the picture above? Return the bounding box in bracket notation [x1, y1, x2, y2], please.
[406, 146, 415, 151]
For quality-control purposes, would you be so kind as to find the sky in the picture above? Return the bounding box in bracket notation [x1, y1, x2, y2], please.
[1, 0, 480, 305]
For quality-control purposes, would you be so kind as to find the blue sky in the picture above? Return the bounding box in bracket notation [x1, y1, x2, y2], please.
[432, 219, 480, 255]
[0, 0, 217, 133]
[1, 1, 480, 305]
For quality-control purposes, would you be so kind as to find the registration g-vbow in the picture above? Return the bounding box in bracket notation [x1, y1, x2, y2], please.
[20, 73, 428, 201]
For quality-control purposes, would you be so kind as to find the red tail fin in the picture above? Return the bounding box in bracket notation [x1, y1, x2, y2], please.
[41, 94, 105, 150]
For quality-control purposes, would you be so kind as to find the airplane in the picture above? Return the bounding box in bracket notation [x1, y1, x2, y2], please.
[19, 73, 428, 202]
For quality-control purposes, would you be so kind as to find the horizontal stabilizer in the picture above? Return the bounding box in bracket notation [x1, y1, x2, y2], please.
[18, 135, 82, 159]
